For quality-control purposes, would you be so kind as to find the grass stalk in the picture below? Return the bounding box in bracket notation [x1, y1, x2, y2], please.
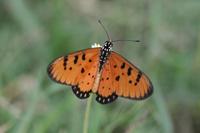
[83, 94, 93, 133]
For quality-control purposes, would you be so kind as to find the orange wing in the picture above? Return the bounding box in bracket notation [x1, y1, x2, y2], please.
[47, 48, 100, 99]
[96, 60, 118, 104]
[96, 51, 153, 104]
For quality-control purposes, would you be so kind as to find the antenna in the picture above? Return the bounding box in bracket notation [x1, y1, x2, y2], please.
[111, 39, 140, 43]
[98, 20, 111, 41]
[98, 20, 141, 45]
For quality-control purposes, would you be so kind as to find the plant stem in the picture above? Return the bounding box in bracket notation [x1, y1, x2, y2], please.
[83, 94, 93, 133]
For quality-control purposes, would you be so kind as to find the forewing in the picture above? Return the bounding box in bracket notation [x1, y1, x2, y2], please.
[109, 51, 153, 100]
[47, 48, 100, 98]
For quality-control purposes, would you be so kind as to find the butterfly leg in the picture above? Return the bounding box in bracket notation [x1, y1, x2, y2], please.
[72, 85, 91, 99]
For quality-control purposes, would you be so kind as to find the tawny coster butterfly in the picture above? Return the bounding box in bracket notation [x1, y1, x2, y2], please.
[47, 20, 153, 104]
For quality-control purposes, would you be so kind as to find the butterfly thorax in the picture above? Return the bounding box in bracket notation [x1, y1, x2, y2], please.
[99, 41, 113, 72]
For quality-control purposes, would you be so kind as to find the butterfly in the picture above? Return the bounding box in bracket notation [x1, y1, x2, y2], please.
[47, 21, 153, 104]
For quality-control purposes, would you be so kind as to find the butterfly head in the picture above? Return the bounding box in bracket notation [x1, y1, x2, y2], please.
[102, 40, 113, 51]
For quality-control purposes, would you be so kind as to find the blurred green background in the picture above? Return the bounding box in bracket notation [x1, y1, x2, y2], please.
[0, 0, 200, 133]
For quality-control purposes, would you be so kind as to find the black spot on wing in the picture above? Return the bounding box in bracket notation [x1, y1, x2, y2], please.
[137, 71, 142, 80]
[127, 67, 132, 76]
[81, 68, 85, 73]
[82, 53, 86, 61]
[134, 70, 142, 85]
[63, 56, 68, 70]
[115, 75, 120, 81]
[121, 62, 125, 69]
[74, 55, 78, 64]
